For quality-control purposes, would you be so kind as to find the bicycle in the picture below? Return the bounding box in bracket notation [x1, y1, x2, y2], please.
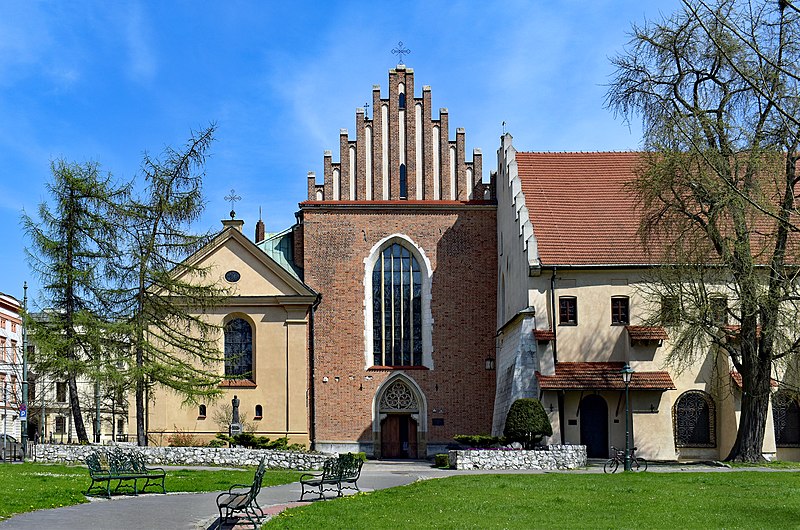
[603, 446, 647, 473]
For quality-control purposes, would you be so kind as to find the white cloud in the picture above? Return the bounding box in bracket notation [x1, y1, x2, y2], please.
[124, 3, 157, 83]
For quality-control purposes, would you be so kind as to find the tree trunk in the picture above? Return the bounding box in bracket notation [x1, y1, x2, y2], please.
[136, 378, 146, 446]
[725, 363, 770, 462]
[67, 375, 88, 443]
[136, 340, 147, 446]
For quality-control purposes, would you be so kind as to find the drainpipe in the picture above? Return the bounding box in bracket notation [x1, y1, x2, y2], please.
[308, 294, 321, 451]
[550, 267, 558, 364]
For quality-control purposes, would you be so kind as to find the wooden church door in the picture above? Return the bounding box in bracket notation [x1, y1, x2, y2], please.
[381, 414, 418, 459]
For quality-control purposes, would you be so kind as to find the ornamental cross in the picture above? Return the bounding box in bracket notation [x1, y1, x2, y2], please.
[364, 101, 370, 119]
[392, 41, 411, 65]
[225, 189, 241, 219]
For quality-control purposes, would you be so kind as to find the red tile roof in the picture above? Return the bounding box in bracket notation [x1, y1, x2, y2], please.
[533, 329, 555, 341]
[515, 151, 799, 265]
[625, 326, 669, 341]
[536, 362, 676, 390]
[515, 152, 655, 265]
[730, 371, 778, 388]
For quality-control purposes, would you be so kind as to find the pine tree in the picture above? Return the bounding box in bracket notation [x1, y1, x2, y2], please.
[117, 125, 228, 446]
[23, 160, 127, 444]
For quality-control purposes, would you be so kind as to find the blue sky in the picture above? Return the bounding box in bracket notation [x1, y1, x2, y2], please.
[0, 0, 681, 304]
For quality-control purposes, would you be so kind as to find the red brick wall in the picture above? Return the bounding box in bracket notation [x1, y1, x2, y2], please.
[301, 204, 497, 445]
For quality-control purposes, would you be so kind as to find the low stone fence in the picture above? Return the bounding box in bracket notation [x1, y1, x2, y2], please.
[449, 445, 586, 470]
[31, 444, 330, 470]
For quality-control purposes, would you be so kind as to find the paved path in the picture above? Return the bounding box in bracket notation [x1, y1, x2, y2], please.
[0, 460, 780, 529]
[0, 461, 456, 530]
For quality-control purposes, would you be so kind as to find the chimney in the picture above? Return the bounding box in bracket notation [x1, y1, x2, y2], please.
[255, 207, 265, 242]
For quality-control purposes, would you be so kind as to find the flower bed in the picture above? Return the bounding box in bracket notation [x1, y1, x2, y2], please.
[448, 445, 586, 470]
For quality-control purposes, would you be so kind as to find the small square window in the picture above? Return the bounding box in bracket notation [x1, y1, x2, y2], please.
[611, 297, 630, 325]
[559, 297, 577, 325]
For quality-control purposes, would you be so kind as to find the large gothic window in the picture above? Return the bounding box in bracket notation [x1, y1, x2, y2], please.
[372, 243, 422, 366]
[773, 391, 800, 447]
[673, 390, 716, 447]
[224, 318, 253, 379]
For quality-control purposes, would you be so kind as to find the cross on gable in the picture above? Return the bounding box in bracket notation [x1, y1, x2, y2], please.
[391, 41, 411, 65]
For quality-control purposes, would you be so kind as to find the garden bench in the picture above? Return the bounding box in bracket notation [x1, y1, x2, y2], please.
[337, 452, 364, 494]
[299, 453, 364, 500]
[216, 456, 267, 530]
[85, 449, 167, 498]
[128, 450, 167, 494]
[85, 452, 115, 498]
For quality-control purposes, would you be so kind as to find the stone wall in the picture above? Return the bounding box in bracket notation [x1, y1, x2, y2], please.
[31, 444, 329, 470]
[449, 445, 586, 470]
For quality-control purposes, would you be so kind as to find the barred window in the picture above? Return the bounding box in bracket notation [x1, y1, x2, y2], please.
[773, 392, 800, 447]
[224, 318, 253, 379]
[674, 390, 716, 447]
[372, 243, 422, 366]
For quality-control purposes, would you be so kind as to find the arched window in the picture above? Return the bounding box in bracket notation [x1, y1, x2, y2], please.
[398, 92, 406, 109]
[673, 390, 716, 447]
[224, 318, 253, 379]
[254, 404, 263, 419]
[372, 243, 422, 366]
[198, 404, 207, 418]
[399, 164, 407, 199]
[773, 391, 800, 447]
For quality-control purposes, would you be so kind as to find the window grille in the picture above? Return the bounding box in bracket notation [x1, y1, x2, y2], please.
[673, 390, 716, 447]
[773, 392, 800, 447]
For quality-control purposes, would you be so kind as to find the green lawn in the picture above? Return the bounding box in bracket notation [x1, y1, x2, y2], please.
[266, 472, 800, 529]
[0, 462, 301, 520]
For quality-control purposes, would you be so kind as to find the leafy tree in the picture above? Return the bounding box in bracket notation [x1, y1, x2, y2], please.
[607, 0, 800, 461]
[22, 160, 127, 443]
[503, 398, 552, 449]
[117, 125, 228, 446]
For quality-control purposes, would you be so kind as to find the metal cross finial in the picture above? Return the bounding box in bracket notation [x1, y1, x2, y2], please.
[502, 121, 506, 134]
[224, 189, 241, 219]
[364, 101, 370, 119]
[392, 41, 411, 65]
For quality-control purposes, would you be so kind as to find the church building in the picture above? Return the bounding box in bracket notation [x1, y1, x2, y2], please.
[142, 64, 800, 461]
[297, 65, 497, 457]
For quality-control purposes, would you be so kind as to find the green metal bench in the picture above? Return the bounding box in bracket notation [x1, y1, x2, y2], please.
[299, 457, 340, 500]
[85, 452, 114, 498]
[299, 453, 364, 500]
[216, 456, 267, 530]
[85, 449, 167, 498]
[128, 451, 166, 494]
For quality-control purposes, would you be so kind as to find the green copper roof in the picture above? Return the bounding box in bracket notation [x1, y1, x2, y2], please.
[255, 227, 303, 282]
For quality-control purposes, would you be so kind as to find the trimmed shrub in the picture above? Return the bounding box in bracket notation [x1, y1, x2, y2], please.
[453, 434, 502, 448]
[434, 453, 450, 468]
[503, 398, 553, 449]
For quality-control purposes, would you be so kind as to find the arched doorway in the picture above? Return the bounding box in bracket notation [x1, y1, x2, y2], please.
[374, 376, 426, 459]
[580, 394, 608, 458]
